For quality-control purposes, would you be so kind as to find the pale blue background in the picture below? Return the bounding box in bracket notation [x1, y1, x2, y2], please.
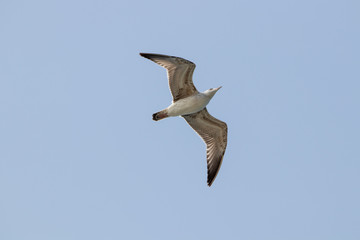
[1, 0, 359, 239]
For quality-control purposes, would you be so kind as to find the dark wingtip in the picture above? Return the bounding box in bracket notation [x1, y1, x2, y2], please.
[207, 176, 215, 187]
[140, 53, 171, 60]
[207, 154, 225, 187]
[207, 165, 217, 187]
[139, 53, 147, 58]
[139, 53, 155, 59]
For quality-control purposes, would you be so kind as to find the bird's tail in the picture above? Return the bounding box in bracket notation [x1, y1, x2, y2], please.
[152, 110, 168, 121]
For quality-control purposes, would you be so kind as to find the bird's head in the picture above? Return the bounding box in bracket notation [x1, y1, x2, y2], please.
[204, 86, 222, 97]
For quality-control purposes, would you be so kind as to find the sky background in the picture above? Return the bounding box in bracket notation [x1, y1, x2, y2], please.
[1, 0, 359, 239]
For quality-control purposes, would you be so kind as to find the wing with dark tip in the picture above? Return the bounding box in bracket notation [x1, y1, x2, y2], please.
[140, 53, 198, 101]
[183, 108, 228, 186]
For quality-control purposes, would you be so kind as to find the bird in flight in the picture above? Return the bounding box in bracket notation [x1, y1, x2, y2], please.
[140, 53, 228, 186]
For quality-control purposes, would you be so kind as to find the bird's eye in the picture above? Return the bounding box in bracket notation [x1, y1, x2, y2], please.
[209, 88, 213, 90]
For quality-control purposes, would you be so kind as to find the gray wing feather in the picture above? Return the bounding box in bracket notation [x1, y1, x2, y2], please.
[183, 108, 228, 186]
[140, 53, 198, 101]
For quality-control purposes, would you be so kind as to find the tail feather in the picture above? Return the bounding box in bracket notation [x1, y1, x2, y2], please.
[152, 110, 168, 121]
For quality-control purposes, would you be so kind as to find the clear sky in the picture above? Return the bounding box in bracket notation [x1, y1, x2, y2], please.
[1, 0, 359, 239]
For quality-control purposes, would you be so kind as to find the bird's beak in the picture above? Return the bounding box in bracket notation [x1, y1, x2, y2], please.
[216, 86, 222, 91]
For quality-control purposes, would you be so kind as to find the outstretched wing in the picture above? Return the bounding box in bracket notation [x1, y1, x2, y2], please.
[140, 53, 198, 102]
[183, 108, 228, 186]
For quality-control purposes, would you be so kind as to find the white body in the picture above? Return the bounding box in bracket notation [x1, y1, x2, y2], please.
[166, 88, 220, 116]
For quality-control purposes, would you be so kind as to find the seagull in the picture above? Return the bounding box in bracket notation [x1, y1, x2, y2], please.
[140, 53, 228, 186]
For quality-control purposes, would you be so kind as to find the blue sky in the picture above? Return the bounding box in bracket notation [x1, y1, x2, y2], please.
[1, 0, 359, 239]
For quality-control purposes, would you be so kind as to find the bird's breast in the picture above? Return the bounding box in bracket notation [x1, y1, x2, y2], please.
[167, 94, 210, 116]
